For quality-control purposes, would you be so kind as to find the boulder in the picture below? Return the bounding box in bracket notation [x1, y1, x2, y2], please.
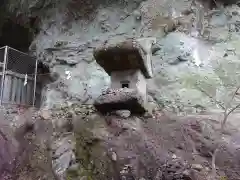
[53, 140, 75, 159]
[53, 150, 75, 175]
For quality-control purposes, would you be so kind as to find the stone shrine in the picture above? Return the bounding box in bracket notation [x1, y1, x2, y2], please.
[93, 37, 156, 114]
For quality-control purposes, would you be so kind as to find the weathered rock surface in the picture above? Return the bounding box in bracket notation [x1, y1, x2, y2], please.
[3, 1, 240, 180]
[0, 107, 56, 180]
[1, 103, 240, 180]
[18, 0, 238, 115]
[66, 110, 240, 180]
[1, 0, 240, 114]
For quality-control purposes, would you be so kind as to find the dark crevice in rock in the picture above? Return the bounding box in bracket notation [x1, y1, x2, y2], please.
[0, 19, 35, 52]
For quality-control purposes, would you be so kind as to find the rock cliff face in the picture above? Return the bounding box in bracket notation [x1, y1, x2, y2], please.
[5, 0, 236, 114]
[1, 104, 240, 180]
[0, 0, 238, 113]
[2, 0, 200, 109]
[2, 0, 240, 180]
[52, 105, 240, 180]
[0, 0, 236, 112]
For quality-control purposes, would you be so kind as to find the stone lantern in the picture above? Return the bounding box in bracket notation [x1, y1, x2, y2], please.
[93, 37, 156, 114]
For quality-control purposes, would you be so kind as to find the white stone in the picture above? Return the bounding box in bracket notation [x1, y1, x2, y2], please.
[191, 164, 203, 171]
[40, 110, 51, 120]
[115, 110, 131, 118]
[54, 141, 74, 158]
[53, 150, 74, 175]
[172, 154, 177, 159]
[80, 176, 88, 180]
[111, 152, 117, 161]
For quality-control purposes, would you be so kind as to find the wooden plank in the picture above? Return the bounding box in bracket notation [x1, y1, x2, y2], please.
[11, 76, 18, 103]
[35, 83, 42, 107]
[2, 75, 12, 102]
[21, 79, 27, 105]
[26, 80, 33, 105]
[16, 78, 22, 104]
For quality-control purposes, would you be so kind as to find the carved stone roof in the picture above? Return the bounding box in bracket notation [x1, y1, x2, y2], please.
[93, 39, 152, 78]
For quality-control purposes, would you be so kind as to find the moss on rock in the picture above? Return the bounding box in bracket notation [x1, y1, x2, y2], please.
[68, 114, 115, 180]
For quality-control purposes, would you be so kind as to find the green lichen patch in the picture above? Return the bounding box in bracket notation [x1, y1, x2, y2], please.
[68, 114, 115, 179]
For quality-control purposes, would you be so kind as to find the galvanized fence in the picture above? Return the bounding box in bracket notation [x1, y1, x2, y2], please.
[0, 46, 40, 107]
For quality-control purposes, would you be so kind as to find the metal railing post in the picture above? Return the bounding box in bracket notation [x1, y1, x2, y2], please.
[32, 59, 38, 107]
[0, 46, 8, 105]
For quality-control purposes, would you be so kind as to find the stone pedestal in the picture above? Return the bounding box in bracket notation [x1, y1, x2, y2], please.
[94, 88, 148, 114]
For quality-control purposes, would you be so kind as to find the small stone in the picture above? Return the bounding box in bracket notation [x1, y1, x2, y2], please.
[223, 53, 228, 57]
[132, 28, 137, 36]
[115, 110, 131, 118]
[151, 44, 161, 55]
[182, 9, 193, 15]
[68, 163, 79, 171]
[169, 148, 176, 153]
[53, 150, 74, 175]
[143, 112, 152, 118]
[93, 36, 99, 42]
[182, 169, 190, 176]
[227, 47, 235, 51]
[191, 164, 203, 171]
[172, 154, 177, 159]
[89, 109, 94, 113]
[180, 41, 184, 45]
[176, 143, 184, 149]
[133, 10, 141, 21]
[111, 152, 117, 161]
[40, 110, 51, 120]
[177, 56, 188, 62]
[54, 41, 68, 47]
[54, 141, 74, 158]
[232, 11, 239, 16]
[53, 132, 57, 136]
[87, 105, 93, 109]
[120, 15, 126, 20]
[80, 176, 88, 180]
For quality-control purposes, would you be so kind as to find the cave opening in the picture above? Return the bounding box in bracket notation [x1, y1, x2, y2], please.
[0, 18, 36, 52]
[0, 16, 51, 108]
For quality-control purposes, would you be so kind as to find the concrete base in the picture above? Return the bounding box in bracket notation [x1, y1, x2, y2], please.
[94, 88, 147, 115]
